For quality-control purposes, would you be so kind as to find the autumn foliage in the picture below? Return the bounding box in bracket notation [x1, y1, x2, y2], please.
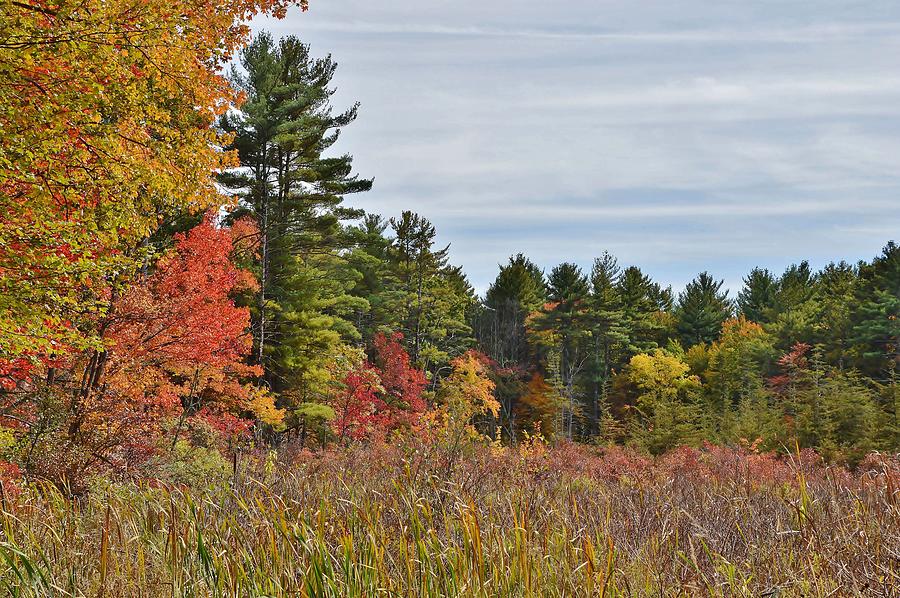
[372, 332, 428, 423]
[1, 0, 898, 524]
[0, 217, 275, 489]
[329, 333, 427, 442]
[0, 0, 304, 360]
[107, 215, 258, 408]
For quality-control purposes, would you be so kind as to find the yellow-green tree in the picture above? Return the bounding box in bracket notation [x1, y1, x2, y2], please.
[626, 349, 702, 454]
[436, 351, 498, 439]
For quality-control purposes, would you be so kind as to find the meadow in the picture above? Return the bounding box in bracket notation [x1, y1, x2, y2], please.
[0, 442, 896, 597]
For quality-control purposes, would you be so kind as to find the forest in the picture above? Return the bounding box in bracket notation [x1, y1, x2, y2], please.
[0, 0, 898, 595]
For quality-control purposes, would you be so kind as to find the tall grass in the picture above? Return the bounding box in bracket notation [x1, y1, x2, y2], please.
[0, 443, 896, 596]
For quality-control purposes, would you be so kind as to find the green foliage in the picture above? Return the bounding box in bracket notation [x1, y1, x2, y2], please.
[703, 319, 777, 415]
[0, 428, 17, 458]
[5, 3, 900, 499]
[295, 402, 337, 422]
[293, 402, 337, 447]
[350, 211, 476, 377]
[617, 266, 670, 355]
[737, 268, 778, 324]
[584, 253, 631, 437]
[675, 272, 732, 348]
[154, 440, 230, 487]
[811, 262, 859, 366]
[764, 262, 820, 351]
[851, 242, 900, 377]
[219, 33, 372, 405]
[388, 212, 476, 371]
[792, 367, 882, 462]
[528, 263, 592, 439]
[481, 254, 548, 366]
[270, 253, 368, 403]
[725, 392, 788, 451]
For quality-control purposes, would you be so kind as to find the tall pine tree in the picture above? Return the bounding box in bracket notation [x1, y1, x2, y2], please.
[737, 267, 777, 324]
[585, 253, 629, 437]
[219, 33, 372, 401]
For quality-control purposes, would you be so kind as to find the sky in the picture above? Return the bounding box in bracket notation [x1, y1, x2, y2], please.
[252, 1, 900, 295]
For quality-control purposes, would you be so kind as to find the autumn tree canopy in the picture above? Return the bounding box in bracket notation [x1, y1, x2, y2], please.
[0, 0, 303, 363]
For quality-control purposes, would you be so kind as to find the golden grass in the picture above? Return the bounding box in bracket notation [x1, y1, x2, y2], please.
[0, 443, 897, 596]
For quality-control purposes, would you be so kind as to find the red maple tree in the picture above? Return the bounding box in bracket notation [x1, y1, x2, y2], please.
[372, 332, 427, 427]
[329, 333, 428, 443]
[21, 215, 269, 487]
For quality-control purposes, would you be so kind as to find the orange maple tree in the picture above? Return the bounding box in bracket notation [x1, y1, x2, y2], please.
[15, 216, 278, 487]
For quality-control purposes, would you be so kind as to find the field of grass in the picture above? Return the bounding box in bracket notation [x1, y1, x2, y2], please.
[0, 442, 897, 597]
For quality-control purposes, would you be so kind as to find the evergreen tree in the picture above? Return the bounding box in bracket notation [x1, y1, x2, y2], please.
[617, 266, 667, 356]
[585, 253, 630, 437]
[548, 262, 590, 305]
[385, 211, 475, 373]
[269, 253, 368, 404]
[775, 345, 882, 461]
[344, 214, 395, 343]
[482, 254, 547, 366]
[852, 242, 900, 376]
[852, 242, 900, 443]
[530, 263, 591, 439]
[737, 267, 777, 323]
[675, 272, 731, 348]
[475, 256, 546, 441]
[702, 318, 780, 445]
[775, 261, 817, 312]
[421, 264, 477, 376]
[813, 261, 858, 368]
[767, 261, 819, 351]
[218, 33, 372, 401]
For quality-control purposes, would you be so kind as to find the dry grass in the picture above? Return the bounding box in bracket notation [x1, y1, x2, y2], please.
[0, 442, 897, 596]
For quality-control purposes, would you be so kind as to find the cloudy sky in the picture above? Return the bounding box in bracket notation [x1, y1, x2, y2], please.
[252, 1, 900, 295]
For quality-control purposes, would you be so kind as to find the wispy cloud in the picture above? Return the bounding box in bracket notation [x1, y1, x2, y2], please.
[290, 20, 900, 45]
[399, 197, 897, 221]
[254, 1, 900, 292]
[523, 76, 900, 110]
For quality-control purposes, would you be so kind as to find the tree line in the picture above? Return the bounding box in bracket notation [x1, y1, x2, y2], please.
[476, 248, 898, 461]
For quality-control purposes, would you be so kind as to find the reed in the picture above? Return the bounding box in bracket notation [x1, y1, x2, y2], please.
[0, 443, 896, 597]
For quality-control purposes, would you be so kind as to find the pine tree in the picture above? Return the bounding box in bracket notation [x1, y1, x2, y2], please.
[584, 253, 630, 437]
[852, 242, 900, 443]
[617, 266, 668, 356]
[675, 272, 732, 348]
[768, 261, 819, 351]
[482, 254, 547, 366]
[218, 33, 372, 402]
[775, 261, 817, 312]
[384, 212, 475, 374]
[702, 318, 779, 444]
[852, 242, 900, 375]
[737, 267, 777, 324]
[775, 345, 882, 460]
[344, 214, 395, 343]
[813, 261, 858, 368]
[531, 263, 591, 439]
